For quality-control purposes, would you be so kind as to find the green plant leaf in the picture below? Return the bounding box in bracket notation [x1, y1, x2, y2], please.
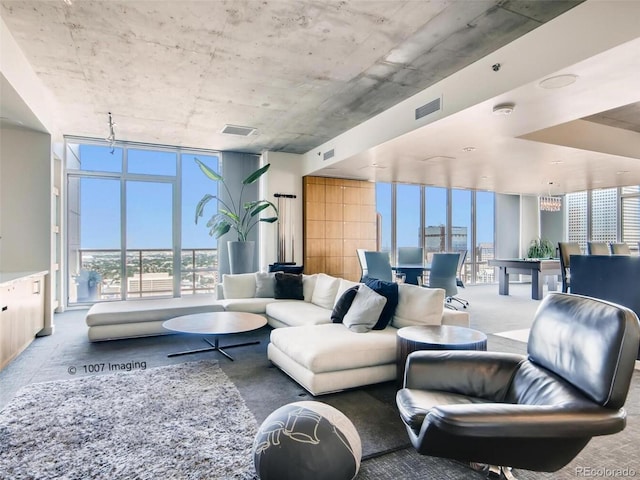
[260, 217, 278, 223]
[210, 222, 231, 239]
[242, 163, 270, 185]
[249, 202, 271, 216]
[195, 158, 223, 182]
[195, 194, 214, 223]
[219, 208, 240, 223]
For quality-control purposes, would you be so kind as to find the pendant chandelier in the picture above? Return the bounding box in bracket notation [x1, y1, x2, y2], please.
[540, 181, 562, 212]
[540, 195, 562, 212]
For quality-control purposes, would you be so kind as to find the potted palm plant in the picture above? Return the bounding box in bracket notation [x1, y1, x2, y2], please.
[194, 159, 278, 273]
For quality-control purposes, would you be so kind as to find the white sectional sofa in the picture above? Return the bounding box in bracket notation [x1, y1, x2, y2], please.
[84, 271, 470, 395]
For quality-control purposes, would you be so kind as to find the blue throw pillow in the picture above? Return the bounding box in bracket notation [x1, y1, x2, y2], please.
[364, 278, 398, 329]
[331, 286, 359, 323]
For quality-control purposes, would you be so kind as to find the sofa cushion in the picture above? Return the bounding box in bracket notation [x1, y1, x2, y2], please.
[392, 285, 445, 328]
[269, 324, 398, 373]
[311, 273, 340, 309]
[333, 278, 361, 306]
[218, 298, 280, 314]
[331, 286, 359, 323]
[274, 272, 304, 300]
[302, 274, 317, 302]
[255, 272, 276, 298]
[266, 301, 331, 327]
[85, 295, 221, 326]
[222, 273, 256, 299]
[364, 278, 398, 330]
[343, 284, 387, 333]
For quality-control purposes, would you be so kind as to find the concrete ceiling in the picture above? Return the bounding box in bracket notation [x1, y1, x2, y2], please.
[2, 0, 639, 196]
[1, 0, 581, 154]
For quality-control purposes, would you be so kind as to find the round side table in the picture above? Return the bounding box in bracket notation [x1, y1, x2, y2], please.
[396, 325, 488, 387]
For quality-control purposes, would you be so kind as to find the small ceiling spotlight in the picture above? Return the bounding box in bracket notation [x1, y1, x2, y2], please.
[462, 146, 476, 152]
[493, 103, 515, 115]
[492, 63, 501, 72]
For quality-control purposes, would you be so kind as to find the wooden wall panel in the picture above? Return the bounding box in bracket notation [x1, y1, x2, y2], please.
[303, 174, 377, 281]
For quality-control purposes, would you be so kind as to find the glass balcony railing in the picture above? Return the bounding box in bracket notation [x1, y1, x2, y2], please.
[72, 248, 218, 303]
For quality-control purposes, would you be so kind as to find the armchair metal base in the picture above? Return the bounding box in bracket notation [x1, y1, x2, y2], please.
[450, 296, 469, 308]
[470, 464, 516, 480]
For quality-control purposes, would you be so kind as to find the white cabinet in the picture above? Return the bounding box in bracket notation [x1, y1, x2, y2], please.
[0, 272, 46, 371]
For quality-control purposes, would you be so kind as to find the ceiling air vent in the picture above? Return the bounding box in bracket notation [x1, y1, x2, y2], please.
[323, 149, 335, 161]
[415, 97, 441, 120]
[220, 124, 257, 136]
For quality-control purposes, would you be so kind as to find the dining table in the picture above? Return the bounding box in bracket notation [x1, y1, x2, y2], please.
[392, 263, 431, 285]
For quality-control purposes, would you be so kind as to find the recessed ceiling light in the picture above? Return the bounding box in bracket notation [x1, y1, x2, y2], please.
[480, 175, 489, 179]
[539, 74, 578, 89]
[550, 160, 564, 165]
[492, 103, 515, 115]
[616, 170, 630, 175]
[462, 146, 476, 152]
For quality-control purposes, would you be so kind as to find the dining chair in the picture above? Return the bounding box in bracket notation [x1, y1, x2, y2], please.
[587, 242, 610, 255]
[558, 242, 582, 293]
[426, 253, 460, 309]
[610, 242, 631, 255]
[363, 251, 393, 282]
[356, 248, 368, 281]
[450, 250, 469, 308]
[397, 247, 424, 285]
[397, 247, 423, 265]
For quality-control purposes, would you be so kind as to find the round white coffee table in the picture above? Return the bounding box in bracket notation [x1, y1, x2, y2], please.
[163, 311, 267, 361]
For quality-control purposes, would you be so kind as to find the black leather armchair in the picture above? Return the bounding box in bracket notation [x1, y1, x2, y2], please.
[396, 293, 640, 478]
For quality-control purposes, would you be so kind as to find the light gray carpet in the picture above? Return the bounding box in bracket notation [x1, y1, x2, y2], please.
[0, 361, 259, 480]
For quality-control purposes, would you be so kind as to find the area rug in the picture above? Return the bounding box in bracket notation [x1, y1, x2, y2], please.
[0, 361, 259, 480]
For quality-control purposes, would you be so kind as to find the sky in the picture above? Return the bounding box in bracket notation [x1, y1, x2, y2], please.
[376, 183, 494, 251]
[77, 144, 218, 250]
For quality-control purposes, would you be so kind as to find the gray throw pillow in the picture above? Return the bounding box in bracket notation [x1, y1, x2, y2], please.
[343, 284, 387, 333]
[255, 272, 275, 298]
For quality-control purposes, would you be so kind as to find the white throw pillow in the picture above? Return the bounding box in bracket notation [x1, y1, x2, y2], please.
[302, 274, 318, 302]
[392, 284, 445, 328]
[333, 278, 361, 307]
[254, 272, 276, 298]
[310, 273, 340, 309]
[222, 273, 257, 299]
[343, 284, 387, 333]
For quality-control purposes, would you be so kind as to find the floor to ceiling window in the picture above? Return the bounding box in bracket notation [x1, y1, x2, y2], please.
[424, 187, 447, 262]
[396, 184, 421, 250]
[65, 139, 220, 306]
[376, 183, 495, 284]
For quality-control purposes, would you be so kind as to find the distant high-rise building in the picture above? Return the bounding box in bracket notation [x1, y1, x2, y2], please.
[423, 225, 467, 252]
[567, 189, 618, 250]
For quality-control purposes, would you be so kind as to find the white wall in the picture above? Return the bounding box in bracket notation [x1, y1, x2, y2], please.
[520, 195, 540, 258]
[259, 151, 303, 270]
[495, 194, 520, 260]
[0, 17, 56, 136]
[0, 127, 51, 272]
